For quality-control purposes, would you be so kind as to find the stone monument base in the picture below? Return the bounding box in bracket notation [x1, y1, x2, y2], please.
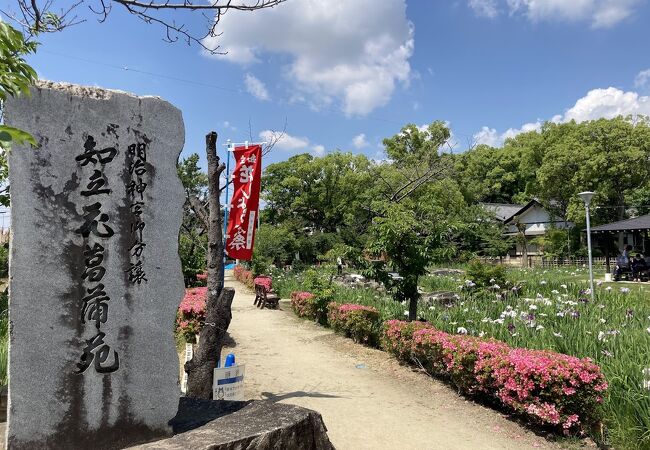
[128, 398, 335, 450]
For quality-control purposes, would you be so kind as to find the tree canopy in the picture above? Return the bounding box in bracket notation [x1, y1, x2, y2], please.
[253, 115, 650, 318]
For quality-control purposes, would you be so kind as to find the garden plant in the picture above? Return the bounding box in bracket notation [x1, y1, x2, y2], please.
[267, 264, 650, 450]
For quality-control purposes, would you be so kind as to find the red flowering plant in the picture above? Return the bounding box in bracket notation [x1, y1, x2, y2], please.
[176, 287, 207, 343]
[381, 319, 435, 361]
[254, 276, 272, 291]
[488, 348, 607, 432]
[382, 320, 607, 434]
[233, 265, 254, 289]
[327, 303, 381, 346]
[290, 291, 316, 319]
[196, 272, 208, 286]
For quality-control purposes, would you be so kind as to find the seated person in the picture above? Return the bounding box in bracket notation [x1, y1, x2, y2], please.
[614, 245, 633, 280]
[631, 253, 647, 281]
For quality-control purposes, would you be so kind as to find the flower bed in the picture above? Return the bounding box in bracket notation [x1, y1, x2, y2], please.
[254, 276, 272, 290]
[196, 272, 207, 285]
[290, 291, 316, 319]
[383, 320, 607, 433]
[176, 287, 207, 342]
[233, 265, 254, 289]
[327, 303, 380, 345]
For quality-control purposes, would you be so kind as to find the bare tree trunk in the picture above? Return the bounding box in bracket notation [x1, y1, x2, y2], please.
[521, 235, 528, 268]
[185, 131, 233, 399]
[408, 298, 418, 322]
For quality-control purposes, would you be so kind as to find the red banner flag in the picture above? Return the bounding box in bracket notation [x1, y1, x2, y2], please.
[225, 144, 262, 260]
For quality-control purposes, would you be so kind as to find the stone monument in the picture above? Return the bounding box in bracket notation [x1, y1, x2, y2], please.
[5, 81, 185, 449]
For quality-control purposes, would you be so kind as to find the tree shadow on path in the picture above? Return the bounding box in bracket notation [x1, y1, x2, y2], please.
[260, 391, 341, 402]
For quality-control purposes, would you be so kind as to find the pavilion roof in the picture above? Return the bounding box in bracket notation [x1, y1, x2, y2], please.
[591, 214, 650, 233]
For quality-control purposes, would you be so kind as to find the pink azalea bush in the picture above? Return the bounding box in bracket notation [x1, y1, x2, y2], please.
[254, 276, 272, 290]
[327, 303, 380, 345]
[176, 287, 207, 342]
[381, 319, 436, 361]
[196, 272, 208, 285]
[383, 320, 607, 433]
[233, 265, 254, 289]
[290, 291, 316, 319]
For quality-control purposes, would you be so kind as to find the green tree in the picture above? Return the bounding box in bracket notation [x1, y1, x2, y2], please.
[0, 22, 38, 206]
[535, 117, 650, 226]
[365, 121, 452, 321]
[252, 223, 297, 267]
[365, 205, 444, 321]
[453, 136, 538, 204]
[177, 153, 208, 284]
[261, 151, 374, 261]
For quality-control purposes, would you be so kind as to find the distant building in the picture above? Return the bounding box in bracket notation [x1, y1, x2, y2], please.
[481, 200, 573, 256]
[591, 214, 650, 254]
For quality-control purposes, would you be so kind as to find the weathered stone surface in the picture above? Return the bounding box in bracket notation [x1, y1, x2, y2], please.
[6, 81, 185, 449]
[130, 398, 335, 450]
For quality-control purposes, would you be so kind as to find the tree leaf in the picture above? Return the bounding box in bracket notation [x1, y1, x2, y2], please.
[0, 125, 36, 147]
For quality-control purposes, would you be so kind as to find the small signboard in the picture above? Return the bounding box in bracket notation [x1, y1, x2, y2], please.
[213, 364, 246, 401]
[181, 343, 193, 394]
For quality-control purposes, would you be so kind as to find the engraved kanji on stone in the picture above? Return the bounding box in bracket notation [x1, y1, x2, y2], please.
[75, 331, 119, 374]
[75, 202, 114, 238]
[76, 136, 117, 166]
[125, 260, 147, 285]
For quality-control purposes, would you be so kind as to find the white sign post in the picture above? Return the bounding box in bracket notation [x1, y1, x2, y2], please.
[213, 364, 246, 401]
[181, 343, 194, 394]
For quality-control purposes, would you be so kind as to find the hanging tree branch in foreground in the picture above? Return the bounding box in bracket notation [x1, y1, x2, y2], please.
[4, 0, 286, 52]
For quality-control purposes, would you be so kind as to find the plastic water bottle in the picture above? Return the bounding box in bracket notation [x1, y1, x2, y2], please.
[224, 353, 236, 367]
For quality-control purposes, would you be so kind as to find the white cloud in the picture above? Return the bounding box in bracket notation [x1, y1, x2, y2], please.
[259, 130, 325, 156]
[473, 126, 502, 147]
[469, 0, 500, 18]
[474, 86, 650, 148]
[470, 0, 641, 27]
[563, 87, 650, 122]
[500, 121, 543, 141]
[634, 69, 650, 89]
[244, 73, 270, 101]
[206, 0, 414, 116]
[510, 0, 641, 28]
[222, 121, 237, 131]
[473, 121, 541, 147]
[352, 133, 369, 149]
[259, 130, 309, 151]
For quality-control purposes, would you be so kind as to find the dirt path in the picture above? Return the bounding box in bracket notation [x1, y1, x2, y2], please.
[223, 273, 566, 450]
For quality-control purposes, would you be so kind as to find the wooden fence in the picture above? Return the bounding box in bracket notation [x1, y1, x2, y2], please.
[479, 256, 611, 270]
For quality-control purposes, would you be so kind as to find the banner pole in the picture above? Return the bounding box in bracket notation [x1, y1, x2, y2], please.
[222, 139, 232, 285]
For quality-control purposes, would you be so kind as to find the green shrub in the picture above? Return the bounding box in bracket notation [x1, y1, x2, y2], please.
[327, 303, 380, 346]
[298, 269, 334, 324]
[179, 232, 206, 286]
[0, 289, 8, 386]
[466, 259, 506, 288]
[312, 288, 334, 325]
[0, 246, 7, 278]
[251, 254, 272, 277]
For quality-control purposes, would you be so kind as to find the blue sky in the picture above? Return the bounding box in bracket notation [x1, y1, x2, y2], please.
[7, 0, 650, 168]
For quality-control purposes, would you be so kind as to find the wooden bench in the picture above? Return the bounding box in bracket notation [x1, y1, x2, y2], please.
[254, 284, 280, 309]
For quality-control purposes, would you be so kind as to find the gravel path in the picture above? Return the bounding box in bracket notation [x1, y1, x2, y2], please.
[223, 272, 567, 450]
